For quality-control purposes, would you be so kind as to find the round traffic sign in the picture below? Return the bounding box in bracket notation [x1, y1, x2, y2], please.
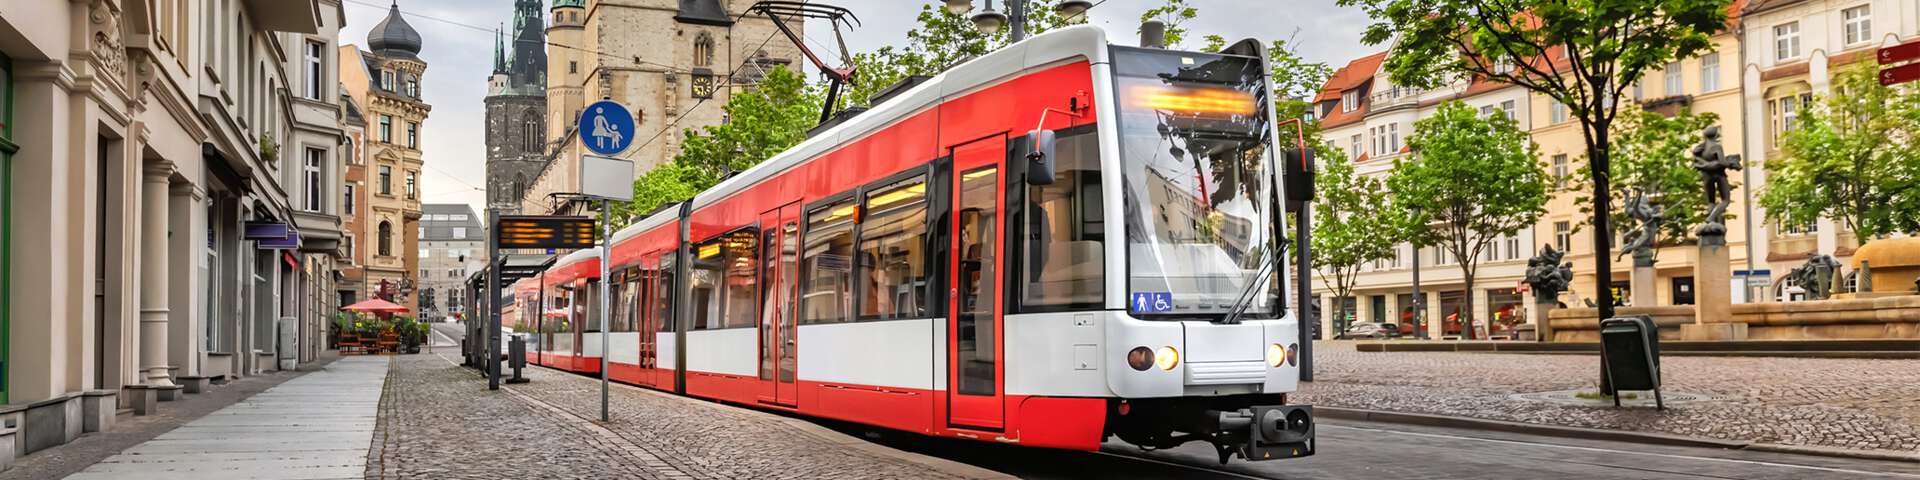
[580, 100, 636, 155]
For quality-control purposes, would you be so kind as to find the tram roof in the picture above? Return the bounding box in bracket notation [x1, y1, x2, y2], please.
[552, 246, 601, 269]
[685, 25, 1113, 212]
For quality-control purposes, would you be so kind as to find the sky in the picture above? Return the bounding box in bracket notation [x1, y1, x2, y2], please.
[341, 0, 1377, 216]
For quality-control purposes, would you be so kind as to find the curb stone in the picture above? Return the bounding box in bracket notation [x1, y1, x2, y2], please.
[1317, 406, 1920, 464]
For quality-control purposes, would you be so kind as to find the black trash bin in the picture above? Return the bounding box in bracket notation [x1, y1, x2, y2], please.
[1600, 315, 1664, 409]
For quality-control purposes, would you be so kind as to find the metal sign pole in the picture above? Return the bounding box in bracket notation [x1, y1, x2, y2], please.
[488, 207, 502, 390]
[599, 199, 612, 422]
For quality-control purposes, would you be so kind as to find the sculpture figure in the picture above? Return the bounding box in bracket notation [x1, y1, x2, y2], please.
[1691, 126, 1742, 234]
[1616, 190, 1663, 262]
[1526, 244, 1576, 304]
[1778, 254, 1843, 300]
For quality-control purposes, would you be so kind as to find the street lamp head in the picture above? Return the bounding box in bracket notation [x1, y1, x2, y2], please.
[944, 0, 974, 16]
[972, 8, 1008, 35]
[1054, 0, 1093, 24]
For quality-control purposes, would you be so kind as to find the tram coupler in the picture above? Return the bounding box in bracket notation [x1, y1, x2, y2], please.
[505, 336, 530, 384]
[1211, 405, 1314, 463]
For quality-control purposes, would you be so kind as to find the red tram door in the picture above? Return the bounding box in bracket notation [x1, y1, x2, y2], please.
[634, 257, 658, 387]
[759, 203, 802, 406]
[948, 136, 1007, 430]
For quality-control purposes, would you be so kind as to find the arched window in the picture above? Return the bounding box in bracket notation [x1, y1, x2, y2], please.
[378, 221, 393, 256]
[693, 33, 715, 68]
[523, 112, 541, 153]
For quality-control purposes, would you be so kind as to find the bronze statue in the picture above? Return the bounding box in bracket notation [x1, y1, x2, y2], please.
[1616, 190, 1662, 262]
[1526, 244, 1575, 304]
[1778, 254, 1843, 300]
[1691, 126, 1742, 233]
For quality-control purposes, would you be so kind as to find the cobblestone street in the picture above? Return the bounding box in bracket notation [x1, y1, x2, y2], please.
[1297, 342, 1920, 455]
[366, 352, 994, 479]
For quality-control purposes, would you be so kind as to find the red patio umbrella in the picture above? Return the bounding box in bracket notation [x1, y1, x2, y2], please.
[543, 308, 570, 318]
[343, 298, 411, 314]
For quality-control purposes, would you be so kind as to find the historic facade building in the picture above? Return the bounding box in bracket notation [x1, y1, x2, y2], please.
[485, 0, 550, 212]
[340, 3, 431, 311]
[518, 0, 804, 215]
[0, 0, 344, 465]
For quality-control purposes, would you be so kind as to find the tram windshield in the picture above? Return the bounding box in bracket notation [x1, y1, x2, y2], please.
[1113, 46, 1279, 318]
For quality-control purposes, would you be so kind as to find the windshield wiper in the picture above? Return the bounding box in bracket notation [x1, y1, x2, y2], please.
[1219, 240, 1283, 325]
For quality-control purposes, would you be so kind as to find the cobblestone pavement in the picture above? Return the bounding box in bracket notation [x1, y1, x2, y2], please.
[1297, 342, 1920, 454]
[366, 352, 986, 479]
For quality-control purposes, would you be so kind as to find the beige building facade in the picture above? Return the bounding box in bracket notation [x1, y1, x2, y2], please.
[0, 0, 343, 465]
[339, 3, 429, 310]
[520, 0, 803, 215]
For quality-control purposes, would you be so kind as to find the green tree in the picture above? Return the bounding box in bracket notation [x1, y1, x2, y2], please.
[1573, 102, 1721, 246]
[1313, 155, 1398, 332]
[1761, 63, 1920, 240]
[1387, 102, 1549, 339]
[1138, 0, 1198, 47]
[610, 66, 821, 228]
[838, 2, 1069, 110]
[1339, 0, 1730, 320]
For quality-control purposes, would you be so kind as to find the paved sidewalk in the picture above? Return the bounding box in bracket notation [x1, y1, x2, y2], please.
[64, 357, 388, 480]
[366, 352, 1001, 479]
[1298, 341, 1920, 457]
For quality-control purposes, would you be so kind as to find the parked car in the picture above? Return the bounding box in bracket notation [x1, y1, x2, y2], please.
[1337, 322, 1394, 339]
[1380, 323, 1401, 338]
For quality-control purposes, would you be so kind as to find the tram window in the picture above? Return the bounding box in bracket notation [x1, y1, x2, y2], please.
[722, 229, 759, 329]
[800, 197, 856, 325]
[691, 239, 722, 330]
[857, 176, 930, 320]
[615, 268, 640, 332]
[657, 253, 676, 332]
[582, 280, 602, 332]
[1020, 129, 1106, 310]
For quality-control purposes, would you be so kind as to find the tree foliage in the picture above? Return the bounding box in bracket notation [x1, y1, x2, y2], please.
[611, 66, 821, 228]
[1573, 102, 1721, 245]
[1387, 102, 1549, 338]
[1761, 63, 1920, 239]
[1312, 154, 1398, 330]
[838, 3, 1069, 110]
[1138, 0, 1199, 48]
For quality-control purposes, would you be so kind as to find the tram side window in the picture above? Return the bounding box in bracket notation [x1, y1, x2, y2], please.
[691, 240, 722, 330]
[582, 280, 602, 332]
[857, 176, 930, 320]
[800, 198, 856, 325]
[1021, 129, 1106, 310]
[615, 268, 640, 332]
[722, 229, 759, 329]
[657, 253, 676, 332]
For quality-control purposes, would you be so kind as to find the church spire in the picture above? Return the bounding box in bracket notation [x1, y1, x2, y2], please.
[492, 25, 507, 75]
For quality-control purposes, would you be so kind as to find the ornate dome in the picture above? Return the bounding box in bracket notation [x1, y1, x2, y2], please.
[368, 2, 423, 57]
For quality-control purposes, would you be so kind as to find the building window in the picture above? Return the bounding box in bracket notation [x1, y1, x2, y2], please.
[451, 227, 466, 239]
[381, 69, 395, 90]
[379, 115, 393, 143]
[1842, 5, 1871, 46]
[1341, 90, 1359, 112]
[1779, 220, 1817, 236]
[1388, 123, 1399, 152]
[1550, 99, 1568, 124]
[1499, 100, 1516, 119]
[405, 171, 418, 199]
[1554, 221, 1571, 252]
[378, 221, 393, 256]
[379, 165, 393, 195]
[1774, 22, 1800, 61]
[523, 116, 540, 153]
[406, 78, 419, 97]
[800, 198, 856, 325]
[343, 137, 356, 165]
[1769, 92, 1812, 146]
[1664, 62, 1682, 96]
[344, 184, 356, 212]
[1349, 133, 1362, 158]
[406, 121, 419, 148]
[1700, 53, 1720, 92]
[1551, 154, 1568, 189]
[693, 33, 715, 68]
[303, 148, 324, 212]
[343, 235, 355, 258]
[304, 40, 324, 100]
[568, 61, 578, 74]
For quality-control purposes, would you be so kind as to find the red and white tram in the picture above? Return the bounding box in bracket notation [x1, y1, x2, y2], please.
[518, 25, 1313, 462]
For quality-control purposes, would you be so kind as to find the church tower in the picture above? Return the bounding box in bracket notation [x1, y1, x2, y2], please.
[483, 0, 550, 211]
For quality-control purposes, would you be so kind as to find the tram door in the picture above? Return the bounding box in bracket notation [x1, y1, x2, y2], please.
[759, 203, 801, 406]
[948, 136, 1006, 430]
[635, 259, 657, 387]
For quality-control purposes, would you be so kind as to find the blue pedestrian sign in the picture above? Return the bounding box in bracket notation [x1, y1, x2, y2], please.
[1131, 291, 1174, 313]
[580, 100, 635, 155]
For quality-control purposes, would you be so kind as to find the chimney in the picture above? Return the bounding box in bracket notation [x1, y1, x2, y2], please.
[1141, 20, 1166, 49]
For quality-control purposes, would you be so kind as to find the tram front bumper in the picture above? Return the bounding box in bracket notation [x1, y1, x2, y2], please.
[1214, 404, 1314, 462]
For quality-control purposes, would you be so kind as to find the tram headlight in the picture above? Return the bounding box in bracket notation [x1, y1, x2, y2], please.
[1266, 343, 1286, 367]
[1155, 346, 1180, 371]
[1126, 346, 1154, 371]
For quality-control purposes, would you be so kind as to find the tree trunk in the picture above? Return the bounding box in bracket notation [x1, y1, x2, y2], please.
[1460, 268, 1477, 340]
[1586, 118, 1617, 393]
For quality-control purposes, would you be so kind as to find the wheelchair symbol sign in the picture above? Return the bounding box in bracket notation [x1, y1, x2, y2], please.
[1131, 292, 1174, 313]
[579, 100, 635, 155]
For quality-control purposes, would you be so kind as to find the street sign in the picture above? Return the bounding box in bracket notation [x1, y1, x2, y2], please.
[580, 100, 635, 156]
[1879, 39, 1920, 65]
[580, 154, 635, 201]
[1880, 62, 1920, 86]
[497, 215, 597, 249]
